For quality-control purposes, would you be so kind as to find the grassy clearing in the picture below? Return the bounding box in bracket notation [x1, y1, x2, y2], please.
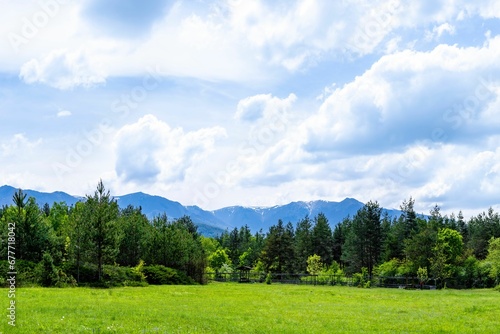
[1, 283, 499, 333]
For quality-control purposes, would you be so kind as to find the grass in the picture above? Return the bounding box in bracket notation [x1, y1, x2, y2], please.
[1, 283, 500, 333]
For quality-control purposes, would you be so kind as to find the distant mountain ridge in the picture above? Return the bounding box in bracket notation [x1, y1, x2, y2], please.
[0, 185, 403, 236]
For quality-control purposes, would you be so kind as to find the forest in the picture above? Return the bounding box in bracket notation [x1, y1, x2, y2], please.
[1, 180, 500, 289]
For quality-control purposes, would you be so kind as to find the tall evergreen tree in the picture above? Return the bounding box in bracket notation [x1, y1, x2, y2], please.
[342, 201, 382, 276]
[311, 213, 334, 266]
[83, 180, 120, 281]
[13, 193, 51, 262]
[117, 205, 150, 266]
[332, 219, 347, 266]
[67, 201, 89, 283]
[400, 197, 418, 236]
[295, 216, 313, 272]
[261, 220, 295, 273]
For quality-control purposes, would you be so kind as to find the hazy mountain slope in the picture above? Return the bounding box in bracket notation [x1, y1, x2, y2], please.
[0, 185, 404, 236]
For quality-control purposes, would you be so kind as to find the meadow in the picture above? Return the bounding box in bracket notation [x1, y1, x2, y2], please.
[2, 283, 499, 333]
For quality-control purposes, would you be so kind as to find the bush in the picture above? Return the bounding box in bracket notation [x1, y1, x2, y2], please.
[265, 272, 272, 285]
[62, 262, 98, 284]
[101, 264, 145, 287]
[376, 259, 400, 277]
[142, 265, 195, 285]
[37, 253, 58, 287]
[17, 260, 38, 286]
[0, 260, 39, 287]
[352, 267, 369, 288]
[61, 262, 146, 287]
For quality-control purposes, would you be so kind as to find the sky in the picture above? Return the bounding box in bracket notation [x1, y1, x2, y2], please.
[1, 0, 500, 218]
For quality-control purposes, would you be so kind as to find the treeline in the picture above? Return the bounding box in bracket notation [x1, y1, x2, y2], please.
[0, 181, 205, 287]
[211, 199, 500, 288]
[1, 181, 500, 289]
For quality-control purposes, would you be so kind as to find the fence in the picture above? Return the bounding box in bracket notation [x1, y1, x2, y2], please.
[205, 271, 440, 289]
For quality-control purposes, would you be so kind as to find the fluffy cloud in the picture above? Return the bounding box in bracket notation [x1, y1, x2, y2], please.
[114, 114, 226, 184]
[227, 36, 500, 213]
[1, 133, 42, 157]
[6, 0, 498, 84]
[19, 49, 106, 90]
[235, 93, 296, 122]
[299, 36, 500, 157]
[56, 110, 72, 117]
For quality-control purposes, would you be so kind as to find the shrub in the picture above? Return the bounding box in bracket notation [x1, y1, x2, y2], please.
[376, 259, 401, 277]
[352, 267, 369, 288]
[142, 265, 195, 285]
[16, 260, 38, 286]
[54, 269, 77, 288]
[91, 264, 146, 287]
[265, 272, 272, 285]
[61, 262, 145, 287]
[37, 253, 58, 287]
[62, 262, 98, 284]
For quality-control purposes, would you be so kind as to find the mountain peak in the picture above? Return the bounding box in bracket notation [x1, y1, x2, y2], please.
[0, 185, 403, 236]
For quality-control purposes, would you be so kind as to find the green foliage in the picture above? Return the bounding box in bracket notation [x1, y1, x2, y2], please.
[295, 216, 313, 272]
[116, 206, 150, 267]
[437, 228, 464, 264]
[431, 228, 464, 286]
[83, 180, 121, 281]
[99, 264, 146, 288]
[306, 254, 323, 275]
[352, 267, 369, 287]
[209, 248, 231, 272]
[4, 183, 500, 289]
[417, 267, 428, 284]
[132, 259, 146, 282]
[142, 265, 194, 285]
[485, 237, 500, 283]
[342, 201, 382, 275]
[375, 259, 401, 277]
[200, 236, 220, 256]
[404, 225, 437, 274]
[265, 272, 272, 284]
[37, 252, 58, 287]
[467, 208, 500, 259]
[261, 220, 295, 273]
[312, 213, 334, 266]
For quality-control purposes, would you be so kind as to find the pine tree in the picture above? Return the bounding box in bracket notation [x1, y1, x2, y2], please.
[261, 220, 295, 273]
[311, 213, 334, 266]
[342, 201, 382, 276]
[295, 216, 313, 272]
[83, 180, 120, 281]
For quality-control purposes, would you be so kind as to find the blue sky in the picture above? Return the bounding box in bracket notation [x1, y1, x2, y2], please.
[1, 0, 500, 217]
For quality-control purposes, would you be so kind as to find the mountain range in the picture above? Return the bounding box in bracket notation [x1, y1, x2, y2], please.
[0, 185, 402, 236]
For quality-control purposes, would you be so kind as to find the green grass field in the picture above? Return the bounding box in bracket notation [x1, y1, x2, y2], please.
[1, 283, 499, 333]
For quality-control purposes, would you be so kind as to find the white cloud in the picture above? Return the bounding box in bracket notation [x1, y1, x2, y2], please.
[3, 0, 497, 87]
[297, 36, 500, 156]
[221, 36, 500, 214]
[19, 49, 106, 90]
[56, 110, 72, 117]
[1, 133, 42, 157]
[425, 22, 455, 41]
[235, 93, 297, 122]
[2, 0, 500, 216]
[114, 114, 226, 184]
[463, 0, 500, 19]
